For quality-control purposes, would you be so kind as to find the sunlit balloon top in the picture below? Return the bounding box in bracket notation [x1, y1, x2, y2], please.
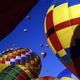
[32, 76, 59, 80]
[60, 77, 74, 80]
[44, 0, 80, 79]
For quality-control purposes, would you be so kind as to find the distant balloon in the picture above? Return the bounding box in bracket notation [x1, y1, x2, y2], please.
[46, 44, 49, 47]
[32, 76, 59, 80]
[40, 44, 43, 47]
[44, 0, 80, 78]
[0, 48, 42, 76]
[24, 29, 27, 32]
[26, 15, 30, 20]
[41, 51, 46, 58]
[46, 68, 48, 72]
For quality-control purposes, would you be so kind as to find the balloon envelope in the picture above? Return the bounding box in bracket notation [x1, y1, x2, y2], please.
[40, 44, 44, 47]
[0, 65, 34, 80]
[32, 76, 59, 80]
[44, 0, 80, 78]
[0, 48, 41, 76]
[41, 51, 46, 58]
[60, 77, 74, 80]
[46, 44, 49, 47]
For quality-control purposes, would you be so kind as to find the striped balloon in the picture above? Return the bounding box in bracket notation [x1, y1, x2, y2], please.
[0, 48, 41, 76]
[44, 0, 80, 79]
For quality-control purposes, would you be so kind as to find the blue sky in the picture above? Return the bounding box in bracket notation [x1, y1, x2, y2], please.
[0, 0, 78, 79]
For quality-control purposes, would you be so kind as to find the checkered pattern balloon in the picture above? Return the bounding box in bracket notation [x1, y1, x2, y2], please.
[44, 0, 80, 79]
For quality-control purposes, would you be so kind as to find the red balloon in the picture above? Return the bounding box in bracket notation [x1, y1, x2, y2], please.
[41, 51, 46, 58]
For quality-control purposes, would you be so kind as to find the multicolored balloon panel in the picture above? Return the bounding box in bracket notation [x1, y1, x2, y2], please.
[0, 48, 41, 77]
[44, 0, 80, 79]
[0, 65, 34, 80]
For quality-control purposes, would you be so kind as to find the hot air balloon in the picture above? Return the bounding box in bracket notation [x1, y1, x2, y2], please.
[57, 69, 78, 80]
[60, 77, 74, 80]
[24, 29, 28, 32]
[44, 0, 80, 79]
[0, 65, 35, 80]
[41, 51, 46, 58]
[26, 15, 30, 20]
[46, 68, 48, 72]
[40, 44, 44, 47]
[0, 48, 41, 77]
[46, 44, 49, 47]
[32, 76, 59, 80]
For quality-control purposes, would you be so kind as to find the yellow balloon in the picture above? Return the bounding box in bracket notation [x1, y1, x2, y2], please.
[60, 77, 74, 80]
[44, 0, 80, 78]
